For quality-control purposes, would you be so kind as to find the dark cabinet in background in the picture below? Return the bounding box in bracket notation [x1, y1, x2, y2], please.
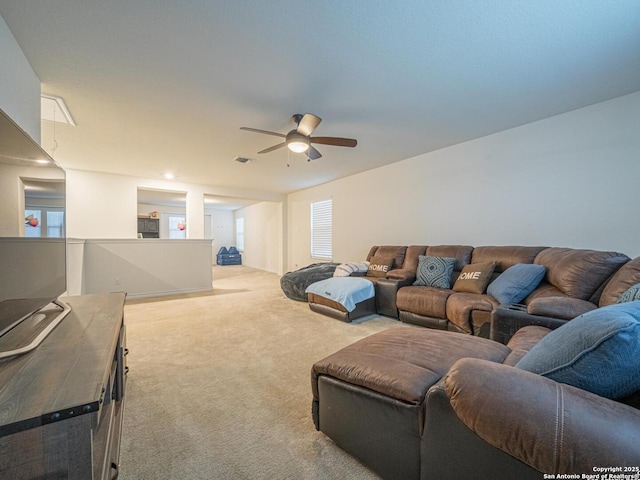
[137, 217, 159, 238]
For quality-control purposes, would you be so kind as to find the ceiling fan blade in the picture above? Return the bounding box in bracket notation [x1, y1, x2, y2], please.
[258, 142, 287, 154]
[240, 127, 286, 138]
[307, 146, 322, 160]
[310, 136, 358, 148]
[297, 113, 322, 136]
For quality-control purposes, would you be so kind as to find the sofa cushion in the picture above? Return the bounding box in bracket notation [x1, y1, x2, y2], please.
[414, 255, 455, 288]
[503, 326, 551, 366]
[397, 286, 452, 318]
[470, 246, 547, 273]
[312, 328, 511, 404]
[600, 257, 640, 306]
[453, 262, 496, 294]
[617, 283, 640, 304]
[426, 245, 473, 271]
[487, 263, 546, 305]
[516, 301, 640, 399]
[403, 245, 428, 272]
[534, 247, 629, 301]
[366, 256, 393, 278]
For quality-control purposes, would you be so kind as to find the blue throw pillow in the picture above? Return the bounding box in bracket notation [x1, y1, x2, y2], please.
[487, 263, 546, 304]
[617, 283, 640, 303]
[414, 255, 455, 289]
[516, 301, 640, 399]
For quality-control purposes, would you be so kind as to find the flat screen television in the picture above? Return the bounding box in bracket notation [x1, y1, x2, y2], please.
[0, 107, 69, 358]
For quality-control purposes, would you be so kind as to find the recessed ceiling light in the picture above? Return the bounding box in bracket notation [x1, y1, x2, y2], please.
[41, 94, 76, 126]
[164, 172, 175, 180]
[36, 159, 50, 164]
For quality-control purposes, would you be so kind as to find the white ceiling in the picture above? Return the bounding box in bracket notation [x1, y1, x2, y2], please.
[1, 1, 639, 200]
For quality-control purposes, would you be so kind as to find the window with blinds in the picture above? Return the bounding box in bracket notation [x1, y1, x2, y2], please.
[310, 199, 332, 259]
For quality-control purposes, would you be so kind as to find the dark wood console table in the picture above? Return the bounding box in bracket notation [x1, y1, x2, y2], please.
[0, 293, 127, 479]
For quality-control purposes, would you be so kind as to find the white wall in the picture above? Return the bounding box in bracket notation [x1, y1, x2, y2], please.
[235, 202, 283, 274]
[66, 169, 285, 240]
[78, 239, 212, 297]
[205, 208, 235, 254]
[66, 169, 285, 281]
[0, 14, 41, 142]
[287, 91, 640, 269]
[67, 170, 137, 238]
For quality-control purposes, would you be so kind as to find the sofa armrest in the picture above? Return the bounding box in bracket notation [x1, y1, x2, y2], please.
[385, 268, 416, 282]
[490, 306, 568, 344]
[376, 276, 415, 318]
[422, 379, 541, 480]
[445, 358, 640, 474]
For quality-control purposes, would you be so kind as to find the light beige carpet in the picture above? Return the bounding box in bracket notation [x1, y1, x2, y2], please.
[119, 265, 406, 479]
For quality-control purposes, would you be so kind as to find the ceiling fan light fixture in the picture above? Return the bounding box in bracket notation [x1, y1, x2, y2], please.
[287, 140, 309, 153]
[240, 113, 357, 158]
[286, 131, 309, 153]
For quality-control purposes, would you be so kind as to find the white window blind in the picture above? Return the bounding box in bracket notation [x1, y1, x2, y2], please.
[311, 199, 332, 259]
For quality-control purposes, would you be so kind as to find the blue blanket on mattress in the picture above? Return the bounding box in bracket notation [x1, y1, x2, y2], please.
[305, 277, 375, 312]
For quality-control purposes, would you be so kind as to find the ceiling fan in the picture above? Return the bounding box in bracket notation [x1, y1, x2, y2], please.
[240, 113, 357, 160]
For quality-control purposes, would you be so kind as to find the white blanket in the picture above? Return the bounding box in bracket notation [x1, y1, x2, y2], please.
[305, 277, 375, 312]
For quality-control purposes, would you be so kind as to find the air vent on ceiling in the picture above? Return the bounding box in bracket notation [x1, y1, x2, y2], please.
[234, 156, 253, 164]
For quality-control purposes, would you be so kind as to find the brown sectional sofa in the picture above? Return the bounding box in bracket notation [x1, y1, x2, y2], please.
[345, 244, 633, 340]
[308, 243, 640, 479]
[312, 304, 640, 480]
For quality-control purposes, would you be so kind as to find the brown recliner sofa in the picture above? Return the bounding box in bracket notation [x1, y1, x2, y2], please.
[380, 244, 629, 337]
[396, 245, 548, 335]
[311, 320, 640, 480]
[491, 254, 640, 343]
[307, 245, 415, 321]
[306, 244, 635, 340]
[310, 245, 640, 479]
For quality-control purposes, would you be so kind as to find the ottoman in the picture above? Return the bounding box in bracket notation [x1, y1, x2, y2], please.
[311, 328, 512, 480]
[305, 277, 376, 322]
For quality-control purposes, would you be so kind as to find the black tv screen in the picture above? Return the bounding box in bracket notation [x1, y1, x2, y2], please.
[0, 108, 66, 338]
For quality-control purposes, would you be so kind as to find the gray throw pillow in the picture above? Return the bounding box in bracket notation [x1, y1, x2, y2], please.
[414, 255, 455, 289]
[516, 301, 640, 399]
[617, 283, 640, 303]
[487, 263, 546, 304]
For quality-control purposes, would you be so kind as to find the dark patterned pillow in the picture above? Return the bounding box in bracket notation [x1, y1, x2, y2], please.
[617, 283, 640, 303]
[453, 262, 496, 294]
[414, 255, 456, 289]
[366, 256, 393, 278]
